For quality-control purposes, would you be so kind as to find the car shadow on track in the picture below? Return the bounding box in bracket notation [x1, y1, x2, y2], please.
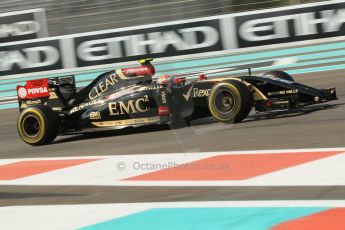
[52, 124, 171, 145]
[0, 191, 81, 200]
[52, 102, 343, 144]
[243, 102, 343, 123]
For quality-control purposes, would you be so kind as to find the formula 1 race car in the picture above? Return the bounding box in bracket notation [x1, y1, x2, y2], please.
[16, 58, 337, 145]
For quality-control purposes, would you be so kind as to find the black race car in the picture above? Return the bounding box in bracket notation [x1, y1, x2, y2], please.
[16, 58, 337, 145]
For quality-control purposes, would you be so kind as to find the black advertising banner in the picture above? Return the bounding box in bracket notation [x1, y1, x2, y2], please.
[234, 2, 345, 48]
[0, 9, 48, 43]
[0, 39, 63, 76]
[1, 1, 344, 77]
[74, 20, 223, 67]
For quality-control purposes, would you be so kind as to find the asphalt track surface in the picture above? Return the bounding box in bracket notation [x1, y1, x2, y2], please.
[0, 69, 345, 206]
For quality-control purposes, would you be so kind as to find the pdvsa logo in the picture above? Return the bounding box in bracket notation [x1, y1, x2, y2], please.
[18, 86, 49, 99]
[27, 87, 48, 95]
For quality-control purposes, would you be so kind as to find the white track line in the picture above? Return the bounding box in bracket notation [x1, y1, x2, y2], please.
[1, 201, 345, 230]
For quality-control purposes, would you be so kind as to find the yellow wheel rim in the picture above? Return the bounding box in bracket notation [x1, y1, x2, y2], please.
[18, 108, 46, 144]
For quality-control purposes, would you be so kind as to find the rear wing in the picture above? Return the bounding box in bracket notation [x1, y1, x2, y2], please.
[16, 76, 76, 111]
[16, 78, 50, 110]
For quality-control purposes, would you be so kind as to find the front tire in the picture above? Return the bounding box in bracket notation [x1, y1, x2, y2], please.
[17, 105, 59, 146]
[208, 80, 253, 123]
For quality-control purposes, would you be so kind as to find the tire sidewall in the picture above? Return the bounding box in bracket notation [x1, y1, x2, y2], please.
[208, 82, 242, 122]
[17, 105, 58, 145]
[18, 108, 47, 145]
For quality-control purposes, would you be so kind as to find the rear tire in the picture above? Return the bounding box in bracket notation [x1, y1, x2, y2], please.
[208, 80, 253, 123]
[17, 105, 59, 146]
[264, 70, 294, 82]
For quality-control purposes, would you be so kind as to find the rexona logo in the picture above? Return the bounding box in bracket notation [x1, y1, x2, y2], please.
[109, 95, 149, 115]
[193, 88, 211, 98]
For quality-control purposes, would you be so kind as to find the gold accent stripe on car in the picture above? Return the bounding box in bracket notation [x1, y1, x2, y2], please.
[205, 78, 267, 100]
[116, 69, 147, 80]
[49, 92, 58, 99]
[91, 116, 160, 127]
[116, 69, 128, 79]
